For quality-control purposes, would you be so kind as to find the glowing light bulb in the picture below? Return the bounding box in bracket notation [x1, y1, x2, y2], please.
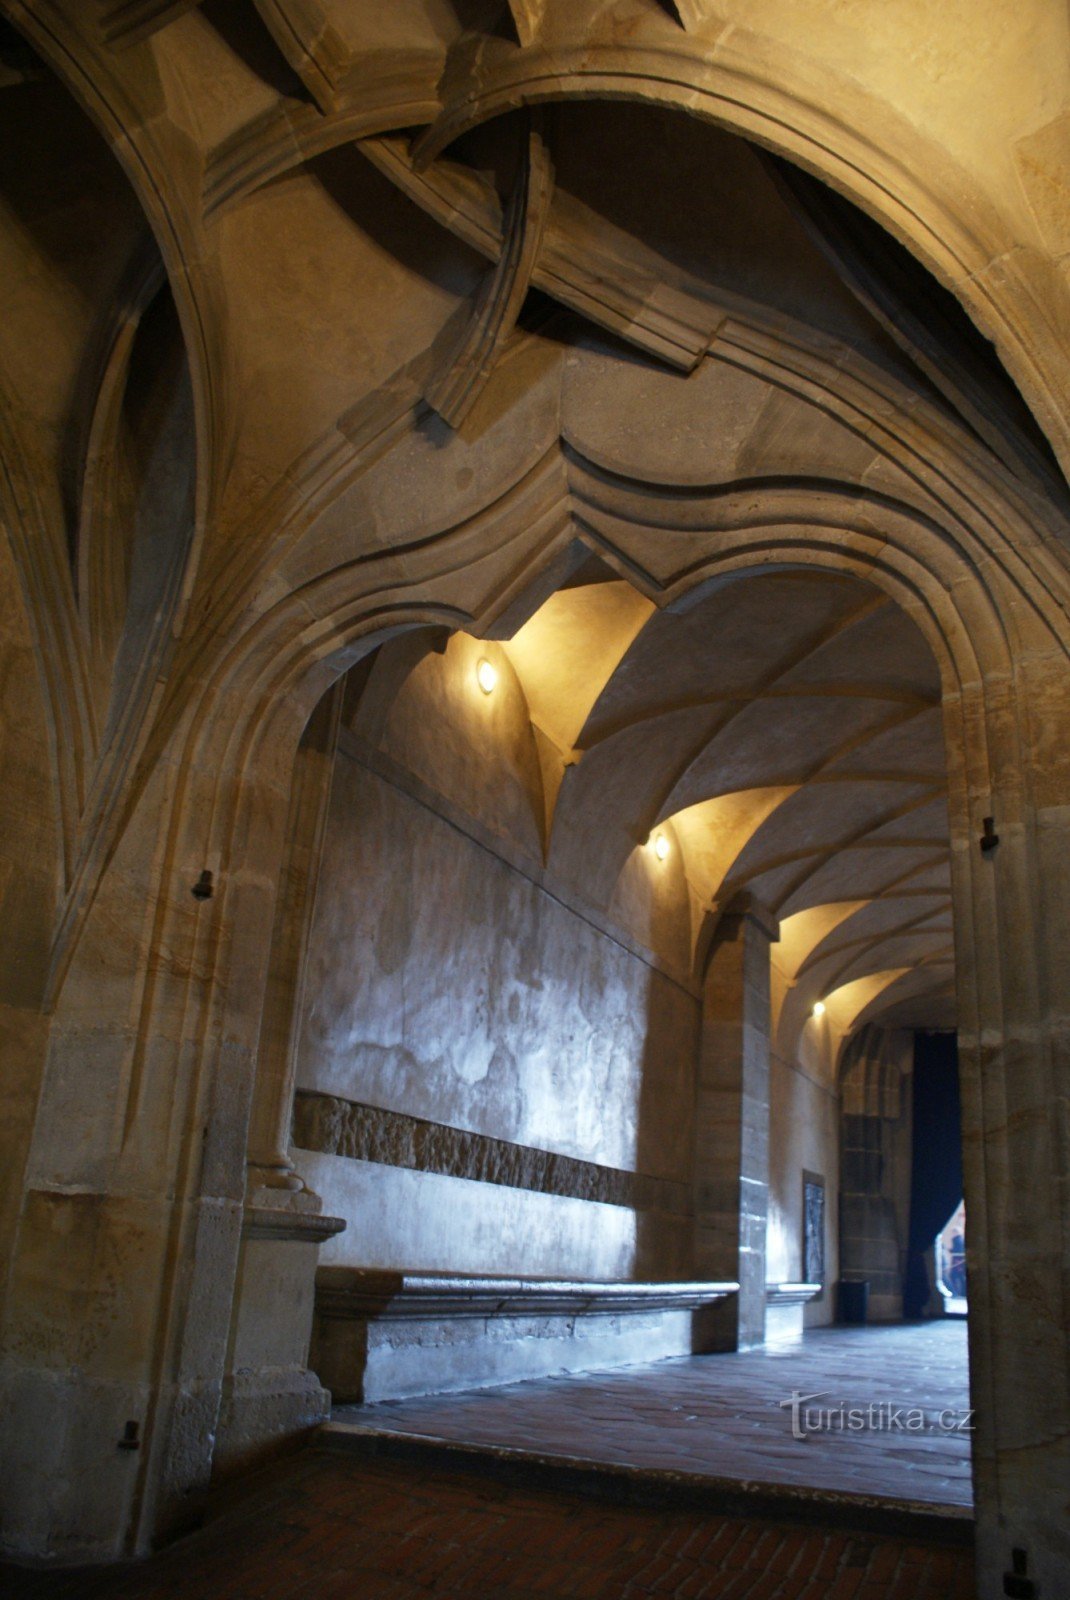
[812, 1000, 826, 1019]
[476, 658, 497, 695]
[654, 832, 670, 861]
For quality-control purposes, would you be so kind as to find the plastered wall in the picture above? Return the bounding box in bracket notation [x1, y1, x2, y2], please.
[292, 639, 700, 1278]
[290, 631, 848, 1292]
[767, 1049, 839, 1326]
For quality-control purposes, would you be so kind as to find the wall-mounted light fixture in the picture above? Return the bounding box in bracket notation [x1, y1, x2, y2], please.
[653, 832, 670, 861]
[476, 658, 497, 695]
[812, 1000, 826, 1019]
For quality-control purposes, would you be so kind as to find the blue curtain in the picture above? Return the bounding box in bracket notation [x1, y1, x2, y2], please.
[903, 1031, 962, 1318]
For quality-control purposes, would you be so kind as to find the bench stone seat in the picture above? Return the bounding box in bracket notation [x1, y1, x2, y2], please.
[312, 1270, 739, 1404]
[764, 1281, 822, 1345]
[765, 1281, 822, 1306]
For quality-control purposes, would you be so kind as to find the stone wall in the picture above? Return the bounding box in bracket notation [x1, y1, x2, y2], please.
[767, 1049, 839, 1327]
[291, 741, 699, 1278]
[838, 1027, 914, 1321]
[5, 11, 1070, 1589]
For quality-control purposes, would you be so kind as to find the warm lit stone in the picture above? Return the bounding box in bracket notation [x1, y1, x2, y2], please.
[1, 8, 1068, 1597]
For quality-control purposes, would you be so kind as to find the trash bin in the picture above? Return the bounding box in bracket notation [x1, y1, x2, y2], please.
[838, 1279, 869, 1325]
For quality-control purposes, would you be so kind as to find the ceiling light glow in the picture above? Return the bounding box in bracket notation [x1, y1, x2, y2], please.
[812, 1000, 826, 1018]
[476, 658, 497, 695]
[654, 832, 670, 861]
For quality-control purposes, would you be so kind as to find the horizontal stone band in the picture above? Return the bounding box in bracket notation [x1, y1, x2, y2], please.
[292, 1090, 691, 1216]
[765, 1282, 821, 1305]
[315, 1268, 738, 1321]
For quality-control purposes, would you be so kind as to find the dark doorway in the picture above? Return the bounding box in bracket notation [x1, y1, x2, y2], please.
[903, 1032, 963, 1319]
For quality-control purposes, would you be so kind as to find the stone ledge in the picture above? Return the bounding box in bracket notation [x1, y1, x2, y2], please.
[312, 1273, 739, 1403]
[765, 1282, 822, 1306]
[764, 1282, 822, 1348]
[316, 1269, 738, 1321]
[243, 1205, 347, 1245]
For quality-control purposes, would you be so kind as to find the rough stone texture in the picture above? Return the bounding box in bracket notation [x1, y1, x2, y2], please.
[247, 686, 344, 1198]
[292, 1090, 691, 1217]
[1, 8, 1069, 1597]
[213, 1206, 345, 1482]
[328, 1321, 974, 1519]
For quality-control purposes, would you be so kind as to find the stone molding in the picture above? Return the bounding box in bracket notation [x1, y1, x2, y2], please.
[715, 893, 781, 944]
[241, 1204, 346, 1245]
[312, 1270, 739, 1402]
[315, 1268, 739, 1322]
[292, 1090, 691, 1216]
[765, 1282, 821, 1306]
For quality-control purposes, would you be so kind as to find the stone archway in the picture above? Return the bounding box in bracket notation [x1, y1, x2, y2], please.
[4, 313, 1065, 1597]
[216, 420, 1066, 1600]
[1, 13, 1068, 1595]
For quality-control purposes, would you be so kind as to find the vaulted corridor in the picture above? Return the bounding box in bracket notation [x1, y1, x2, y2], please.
[1, 7, 1068, 1598]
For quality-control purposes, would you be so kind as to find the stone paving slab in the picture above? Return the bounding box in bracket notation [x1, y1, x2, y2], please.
[327, 1323, 973, 1526]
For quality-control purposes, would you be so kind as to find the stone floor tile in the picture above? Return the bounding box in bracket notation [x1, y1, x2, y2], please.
[331, 1323, 973, 1513]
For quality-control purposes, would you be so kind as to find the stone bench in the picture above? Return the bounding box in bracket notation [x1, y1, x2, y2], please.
[311, 1270, 739, 1403]
[765, 1281, 822, 1345]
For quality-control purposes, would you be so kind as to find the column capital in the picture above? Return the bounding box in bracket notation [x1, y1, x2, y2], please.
[717, 892, 780, 943]
[695, 893, 779, 980]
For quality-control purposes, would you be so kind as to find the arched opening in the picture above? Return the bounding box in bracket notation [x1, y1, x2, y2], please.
[903, 1030, 966, 1324]
[236, 554, 971, 1515]
[936, 1200, 968, 1319]
[2, 9, 1068, 1595]
[198, 250, 1066, 1585]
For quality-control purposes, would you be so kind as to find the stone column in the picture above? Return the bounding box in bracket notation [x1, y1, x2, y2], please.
[954, 657, 1070, 1600]
[245, 681, 342, 1200]
[693, 897, 777, 1349]
[0, 677, 346, 1563]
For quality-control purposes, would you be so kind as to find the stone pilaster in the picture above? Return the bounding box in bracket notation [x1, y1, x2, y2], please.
[693, 898, 777, 1349]
[246, 684, 342, 1200]
[213, 1205, 345, 1480]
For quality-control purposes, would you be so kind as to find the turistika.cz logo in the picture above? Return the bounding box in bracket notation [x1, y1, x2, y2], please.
[780, 1390, 975, 1441]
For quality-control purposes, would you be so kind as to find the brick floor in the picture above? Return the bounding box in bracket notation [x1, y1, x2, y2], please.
[0, 1451, 976, 1600]
[329, 1323, 973, 1513]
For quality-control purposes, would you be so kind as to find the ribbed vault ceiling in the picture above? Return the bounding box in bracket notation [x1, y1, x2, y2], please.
[10, 0, 1035, 1049]
[498, 565, 954, 1043]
